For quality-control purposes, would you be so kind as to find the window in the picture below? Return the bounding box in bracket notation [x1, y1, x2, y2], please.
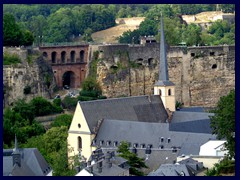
[51, 52, 57, 63]
[78, 123, 81, 128]
[159, 89, 162, 96]
[100, 140, 104, 146]
[43, 52, 48, 58]
[168, 89, 171, 96]
[210, 52, 215, 56]
[161, 137, 164, 143]
[107, 140, 111, 146]
[167, 138, 171, 143]
[140, 144, 145, 148]
[78, 136, 82, 149]
[113, 141, 118, 147]
[80, 50, 85, 62]
[133, 143, 138, 148]
[212, 64, 217, 69]
[191, 53, 195, 57]
[70, 51, 75, 62]
[61, 51, 66, 63]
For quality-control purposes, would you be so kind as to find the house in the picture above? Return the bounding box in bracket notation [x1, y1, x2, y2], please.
[67, 15, 217, 174]
[3, 136, 52, 176]
[199, 140, 228, 156]
[76, 149, 129, 176]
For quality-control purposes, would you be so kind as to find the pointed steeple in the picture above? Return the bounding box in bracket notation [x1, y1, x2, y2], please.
[154, 13, 176, 112]
[13, 134, 18, 152]
[155, 13, 174, 86]
[12, 134, 21, 167]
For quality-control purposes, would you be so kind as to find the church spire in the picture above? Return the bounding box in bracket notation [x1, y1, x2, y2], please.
[159, 13, 169, 82]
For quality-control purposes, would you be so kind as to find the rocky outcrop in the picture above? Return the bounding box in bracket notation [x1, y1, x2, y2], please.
[3, 47, 57, 107]
[95, 44, 235, 107]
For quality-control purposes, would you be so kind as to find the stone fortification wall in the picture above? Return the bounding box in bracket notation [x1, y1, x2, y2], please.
[95, 44, 235, 107]
[3, 47, 57, 107]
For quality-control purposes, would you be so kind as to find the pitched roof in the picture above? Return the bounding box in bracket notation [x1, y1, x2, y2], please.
[79, 95, 168, 133]
[171, 111, 214, 123]
[94, 119, 216, 155]
[3, 148, 51, 176]
[148, 164, 192, 176]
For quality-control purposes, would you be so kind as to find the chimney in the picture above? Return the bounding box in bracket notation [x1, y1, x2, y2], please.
[12, 135, 21, 167]
[105, 152, 112, 168]
[97, 161, 102, 173]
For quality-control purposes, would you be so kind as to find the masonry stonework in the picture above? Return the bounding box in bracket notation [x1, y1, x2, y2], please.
[95, 44, 235, 107]
[39, 45, 89, 88]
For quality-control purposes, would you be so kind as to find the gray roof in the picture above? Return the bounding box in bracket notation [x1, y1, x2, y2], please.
[154, 80, 175, 86]
[79, 95, 168, 133]
[169, 119, 212, 134]
[94, 119, 216, 155]
[3, 148, 51, 176]
[90, 162, 127, 176]
[171, 111, 214, 123]
[148, 164, 192, 176]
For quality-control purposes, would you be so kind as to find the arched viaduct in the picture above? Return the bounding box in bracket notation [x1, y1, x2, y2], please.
[39, 44, 89, 89]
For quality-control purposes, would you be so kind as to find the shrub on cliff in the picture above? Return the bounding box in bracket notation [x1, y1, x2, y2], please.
[3, 52, 21, 65]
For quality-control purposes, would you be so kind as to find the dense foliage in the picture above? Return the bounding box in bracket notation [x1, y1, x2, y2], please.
[205, 157, 235, 176]
[117, 141, 148, 176]
[3, 97, 63, 146]
[210, 90, 235, 159]
[118, 6, 235, 46]
[3, 13, 34, 46]
[51, 114, 73, 129]
[22, 126, 79, 176]
[3, 4, 235, 45]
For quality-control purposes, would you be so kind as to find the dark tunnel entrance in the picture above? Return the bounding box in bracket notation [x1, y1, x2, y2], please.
[62, 71, 75, 88]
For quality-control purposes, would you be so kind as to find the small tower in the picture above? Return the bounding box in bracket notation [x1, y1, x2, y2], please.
[154, 14, 176, 112]
[12, 134, 21, 167]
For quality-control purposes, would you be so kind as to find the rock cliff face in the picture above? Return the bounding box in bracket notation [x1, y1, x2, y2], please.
[3, 47, 57, 107]
[95, 44, 235, 107]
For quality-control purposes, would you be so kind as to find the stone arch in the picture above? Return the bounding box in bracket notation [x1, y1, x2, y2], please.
[51, 51, 57, 63]
[78, 136, 82, 149]
[80, 50, 85, 63]
[61, 51, 66, 63]
[70, 51, 76, 63]
[62, 71, 75, 88]
[43, 52, 48, 58]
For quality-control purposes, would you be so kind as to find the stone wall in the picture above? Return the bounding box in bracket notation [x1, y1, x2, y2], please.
[3, 47, 57, 107]
[95, 44, 235, 107]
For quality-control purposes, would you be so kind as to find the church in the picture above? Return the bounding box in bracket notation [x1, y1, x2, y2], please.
[67, 15, 217, 172]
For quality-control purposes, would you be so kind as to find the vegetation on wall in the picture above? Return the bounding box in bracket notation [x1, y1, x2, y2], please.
[3, 52, 22, 65]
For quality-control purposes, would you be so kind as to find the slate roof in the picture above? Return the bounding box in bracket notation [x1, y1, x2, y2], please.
[148, 164, 192, 176]
[94, 119, 216, 156]
[3, 148, 51, 176]
[169, 119, 212, 134]
[171, 111, 214, 123]
[154, 80, 175, 86]
[79, 95, 168, 133]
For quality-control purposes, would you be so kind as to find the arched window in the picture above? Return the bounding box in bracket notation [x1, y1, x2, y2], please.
[51, 52, 56, 64]
[61, 51, 66, 63]
[159, 89, 162, 96]
[80, 50, 84, 62]
[78, 136, 82, 149]
[70, 51, 75, 63]
[43, 52, 48, 58]
[168, 89, 171, 96]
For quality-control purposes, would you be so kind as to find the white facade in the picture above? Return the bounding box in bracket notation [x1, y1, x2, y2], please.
[199, 140, 228, 156]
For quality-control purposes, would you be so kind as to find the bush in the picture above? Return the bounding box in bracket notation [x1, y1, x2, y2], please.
[79, 90, 100, 98]
[51, 114, 73, 129]
[78, 96, 97, 101]
[3, 52, 21, 65]
[62, 96, 78, 110]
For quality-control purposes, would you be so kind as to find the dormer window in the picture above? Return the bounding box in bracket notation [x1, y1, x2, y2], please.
[100, 140, 104, 146]
[113, 141, 118, 147]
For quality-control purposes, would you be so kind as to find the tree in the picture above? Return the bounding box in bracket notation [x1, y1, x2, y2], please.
[51, 114, 73, 129]
[3, 13, 22, 46]
[210, 90, 235, 159]
[117, 141, 148, 176]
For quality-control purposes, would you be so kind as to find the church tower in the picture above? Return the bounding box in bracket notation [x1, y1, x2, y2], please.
[154, 14, 176, 112]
